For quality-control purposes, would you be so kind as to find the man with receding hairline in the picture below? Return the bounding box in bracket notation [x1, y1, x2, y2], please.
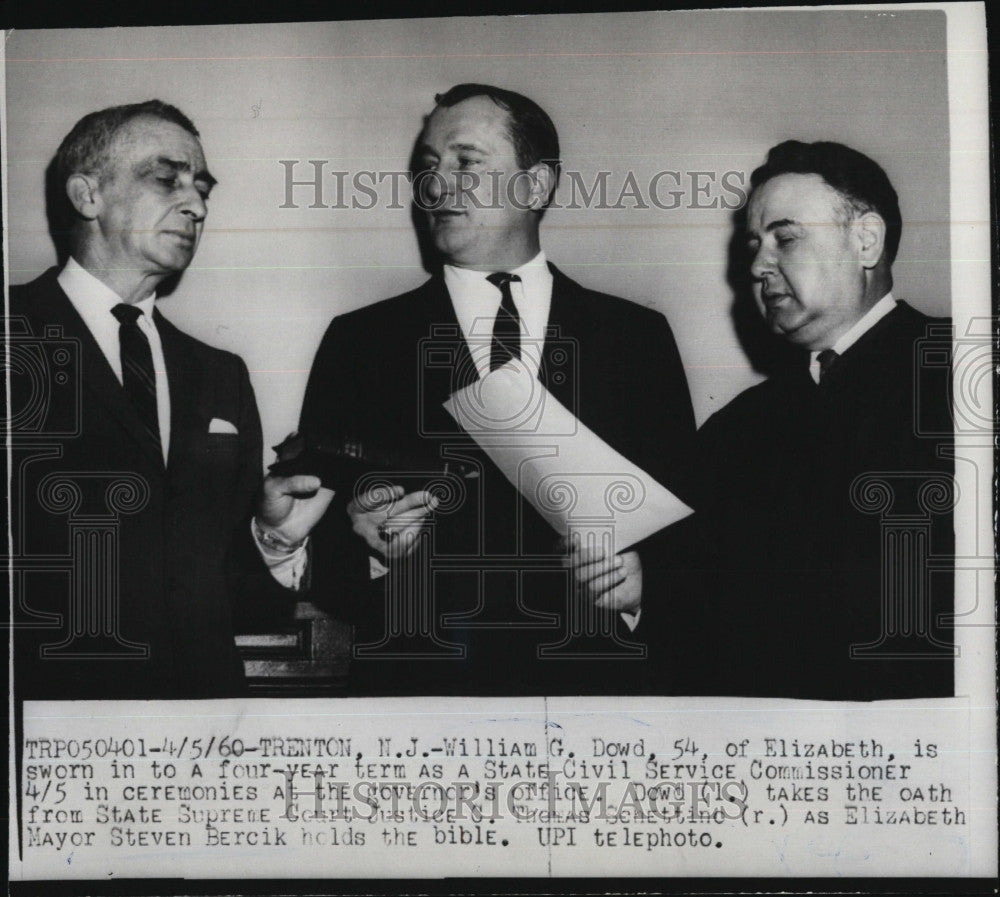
[11, 100, 306, 699]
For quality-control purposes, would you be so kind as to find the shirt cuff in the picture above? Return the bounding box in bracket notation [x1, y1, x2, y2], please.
[252, 521, 309, 590]
[369, 555, 390, 580]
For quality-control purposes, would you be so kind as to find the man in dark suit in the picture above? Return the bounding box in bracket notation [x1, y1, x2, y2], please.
[665, 141, 954, 700]
[10, 100, 309, 699]
[260, 84, 697, 695]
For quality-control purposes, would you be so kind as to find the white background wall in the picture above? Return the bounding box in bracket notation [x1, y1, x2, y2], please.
[4, 9, 950, 459]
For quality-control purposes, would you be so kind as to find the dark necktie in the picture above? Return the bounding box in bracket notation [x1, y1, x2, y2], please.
[111, 303, 161, 459]
[486, 272, 522, 371]
[817, 348, 839, 382]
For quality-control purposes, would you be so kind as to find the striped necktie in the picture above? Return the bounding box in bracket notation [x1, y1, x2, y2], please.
[111, 303, 162, 460]
[486, 272, 522, 371]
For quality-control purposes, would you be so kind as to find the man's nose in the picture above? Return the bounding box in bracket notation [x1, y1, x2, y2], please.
[179, 184, 208, 222]
[414, 165, 452, 209]
[749, 244, 773, 280]
[423, 169, 446, 200]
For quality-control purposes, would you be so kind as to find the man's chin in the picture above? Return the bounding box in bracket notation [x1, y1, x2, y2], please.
[430, 232, 473, 265]
[779, 324, 825, 351]
[163, 247, 197, 268]
[150, 256, 194, 281]
[768, 314, 813, 346]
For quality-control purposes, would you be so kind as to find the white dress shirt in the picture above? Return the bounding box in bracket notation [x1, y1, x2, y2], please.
[58, 256, 171, 464]
[444, 251, 553, 379]
[808, 293, 897, 384]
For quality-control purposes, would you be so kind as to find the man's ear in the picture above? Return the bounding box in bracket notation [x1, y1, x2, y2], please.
[66, 173, 102, 221]
[855, 211, 886, 269]
[526, 163, 557, 211]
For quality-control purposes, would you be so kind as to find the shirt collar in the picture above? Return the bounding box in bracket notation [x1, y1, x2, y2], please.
[58, 255, 157, 320]
[443, 250, 551, 298]
[808, 293, 896, 383]
[829, 292, 897, 356]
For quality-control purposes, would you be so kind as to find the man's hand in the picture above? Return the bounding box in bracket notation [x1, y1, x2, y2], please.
[256, 474, 336, 545]
[565, 540, 643, 614]
[348, 485, 440, 562]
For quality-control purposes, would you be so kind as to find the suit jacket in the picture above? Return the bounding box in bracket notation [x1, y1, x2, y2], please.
[656, 302, 954, 700]
[301, 263, 697, 696]
[10, 268, 289, 700]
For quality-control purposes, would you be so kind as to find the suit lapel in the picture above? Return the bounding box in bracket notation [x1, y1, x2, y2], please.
[417, 275, 479, 439]
[30, 273, 165, 470]
[422, 274, 479, 392]
[541, 264, 584, 410]
[154, 310, 203, 474]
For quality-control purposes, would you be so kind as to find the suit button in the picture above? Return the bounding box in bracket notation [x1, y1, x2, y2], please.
[168, 576, 180, 591]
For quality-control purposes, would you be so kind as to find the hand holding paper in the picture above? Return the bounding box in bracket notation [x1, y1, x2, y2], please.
[565, 540, 643, 614]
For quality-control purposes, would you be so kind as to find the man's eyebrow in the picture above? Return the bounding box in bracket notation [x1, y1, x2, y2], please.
[418, 141, 485, 155]
[746, 217, 799, 244]
[148, 156, 217, 188]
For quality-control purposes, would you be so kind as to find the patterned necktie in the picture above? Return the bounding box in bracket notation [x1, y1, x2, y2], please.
[111, 303, 161, 459]
[486, 272, 522, 371]
[817, 348, 839, 382]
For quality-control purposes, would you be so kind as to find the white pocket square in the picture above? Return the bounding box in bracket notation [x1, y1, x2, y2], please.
[209, 418, 238, 435]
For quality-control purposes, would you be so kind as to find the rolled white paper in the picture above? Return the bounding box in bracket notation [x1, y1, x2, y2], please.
[442, 363, 693, 552]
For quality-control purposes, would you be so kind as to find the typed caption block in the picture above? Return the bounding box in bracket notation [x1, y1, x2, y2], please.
[13, 697, 995, 879]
